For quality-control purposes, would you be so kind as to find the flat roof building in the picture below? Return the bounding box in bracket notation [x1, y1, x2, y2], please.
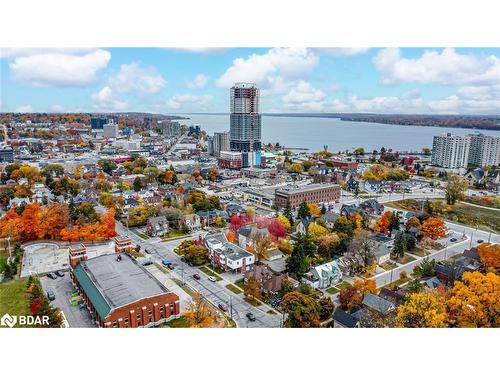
[70, 253, 179, 328]
[274, 183, 341, 209]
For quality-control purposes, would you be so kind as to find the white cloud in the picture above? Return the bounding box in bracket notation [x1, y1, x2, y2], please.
[9, 49, 111, 87]
[165, 94, 213, 110]
[317, 48, 370, 56]
[327, 89, 500, 115]
[91, 86, 128, 111]
[173, 48, 227, 54]
[282, 81, 326, 111]
[50, 104, 65, 112]
[373, 48, 500, 86]
[186, 74, 208, 89]
[15, 105, 33, 113]
[109, 62, 166, 94]
[216, 48, 318, 89]
[0, 48, 97, 59]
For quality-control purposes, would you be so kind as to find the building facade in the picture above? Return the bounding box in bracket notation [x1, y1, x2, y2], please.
[91, 117, 108, 130]
[431, 133, 471, 169]
[468, 133, 500, 167]
[230, 83, 261, 152]
[103, 122, 119, 138]
[158, 121, 182, 137]
[212, 131, 230, 156]
[218, 150, 243, 169]
[274, 183, 341, 209]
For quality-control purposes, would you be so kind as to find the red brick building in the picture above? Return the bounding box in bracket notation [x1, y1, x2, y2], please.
[274, 183, 341, 209]
[70, 252, 179, 328]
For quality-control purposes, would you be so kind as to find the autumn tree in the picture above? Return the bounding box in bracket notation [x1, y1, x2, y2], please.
[276, 215, 291, 232]
[374, 212, 390, 235]
[445, 174, 468, 205]
[405, 216, 421, 231]
[281, 291, 321, 328]
[396, 291, 448, 328]
[318, 297, 335, 320]
[250, 233, 273, 264]
[477, 243, 500, 273]
[185, 293, 218, 328]
[345, 230, 376, 274]
[36, 203, 70, 240]
[307, 203, 321, 217]
[244, 276, 262, 303]
[268, 218, 286, 239]
[446, 272, 500, 328]
[419, 217, 447, 240]
[307, 222, 329, 239]
[183, 243, 208, 266]
[316, 232, 341, 259]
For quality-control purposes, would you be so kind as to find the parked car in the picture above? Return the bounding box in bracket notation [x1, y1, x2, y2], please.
[208, 276, 216, 282]
[142, 260, 153, 266]
[161, 259, 171, 266]
[46, 273, 57, 280]
[55, 271, 65, 277]
[167, 263, 176, 270]
[180, 257, 187, 263]
[450, 238, 457, 243]
[218, 303, 228, 312]
[477, 239, 484, 243]
[47, 290, 55, 301]
[246, 312, 256, 321]
[187, 261, 194, 267]
[193, 273, 201, 280]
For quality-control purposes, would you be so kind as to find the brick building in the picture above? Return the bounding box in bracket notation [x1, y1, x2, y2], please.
[69, 243, 88, 268]
[274, 183, 341, 209]
[115, 236, 134, 253]
[70, 252, 179, 328]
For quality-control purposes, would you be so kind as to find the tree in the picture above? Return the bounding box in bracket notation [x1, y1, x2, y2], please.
[250, 233, 273, 264]
[133, 176, 143, 192]
[286, 235, 313, 280]
[447, 272, 500, 327]
[185, 293, 218, 328]
[412, 258, 436, 278]
[36, 203, 70, 240]
[307, 203, 321, 217]
[244, 276, 262, 303]
[183, 243, 208, 265]
[388, 212, 400, 232]
[477, 243, 500, 273]
[276, 215, 291, 232]
[281, 291, 321, 328]
[268, 218, 286, 239]
[345, 230, 376, 273]
[277, 239, 293, 255]
[405, 216, 421, 231]
[374, 213, 390, 235]
[307, 222, 329, 239]
[316, 232, 341, 259]
[98, 159, 118, 174]
[99, 192, 115, 208]
[392, 232, 416, 258]
[283, 204, 294, 225]
[287, 163, 304, 174]
[419, 217, 447, 240]
[339, 286, 362, 312]
[353, 147, 365, 156]
[143, 166, 160, 182]
[245, 207, 255, 221]
[297, 201, 311, 219]
[396, 291, 448, 328]
[445, 174, 468, 205]
[333, 216, 354, 237]
[318, 297, 335, 320]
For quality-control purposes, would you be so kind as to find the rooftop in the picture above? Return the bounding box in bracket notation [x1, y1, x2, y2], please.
[73, 253, 170, 319]
[275, 183, 339, 195]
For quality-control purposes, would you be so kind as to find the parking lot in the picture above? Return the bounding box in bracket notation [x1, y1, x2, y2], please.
[40, 274, 95, 328]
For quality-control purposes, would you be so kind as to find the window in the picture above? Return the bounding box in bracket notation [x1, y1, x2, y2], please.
[159, 307, 164, 312]
[124, 318, 129, 323]
[148, 311, 152, 316]
[137, 314, 141, 320]
[112, 321, 117, 327]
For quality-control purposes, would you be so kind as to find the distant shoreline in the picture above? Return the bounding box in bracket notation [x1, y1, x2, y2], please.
[180, 112, 500, 131]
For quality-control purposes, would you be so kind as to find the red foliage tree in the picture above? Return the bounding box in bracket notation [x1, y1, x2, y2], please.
[268, 218, 286, 239]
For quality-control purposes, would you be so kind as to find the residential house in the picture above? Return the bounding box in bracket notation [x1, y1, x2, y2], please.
[303, 260, 342, 289]
[244, 264, 287, 294]
[146, 216, 169, 237]
[197, 210, 229, 227]
[378, 288, 405, 306]
[178, 213, 201, 231]
[369, 233, 394, 264]
[332, 308, 361, 328]
[203, 232, 254, 273]
[359, 199, 384, 216]
[321, 211, 339, 230]
[295, 217, 315, 236]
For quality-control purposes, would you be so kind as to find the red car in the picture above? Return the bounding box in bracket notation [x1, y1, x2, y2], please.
[193, 273, 201, 280]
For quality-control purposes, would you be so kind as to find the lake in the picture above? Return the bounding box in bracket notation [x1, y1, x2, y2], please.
[177, 114, 500, 153]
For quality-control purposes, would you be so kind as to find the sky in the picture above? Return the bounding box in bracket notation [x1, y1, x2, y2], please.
[1, 47, 499, 115]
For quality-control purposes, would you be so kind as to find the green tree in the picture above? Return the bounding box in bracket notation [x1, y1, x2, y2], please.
[284, 204, 294, 225]
[392, 232, 416, 258]
[98, 159, 118, 174]
[281, 291, 321, 328]
[133, 176, 143, 192]
[445, 174, 468, 205]
[412, 258, 436, 278]
[286, 235, 314, 280]
[297, 201, 311, 219]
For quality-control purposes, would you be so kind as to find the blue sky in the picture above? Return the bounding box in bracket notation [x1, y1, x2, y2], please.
[1, 47, 499, 114]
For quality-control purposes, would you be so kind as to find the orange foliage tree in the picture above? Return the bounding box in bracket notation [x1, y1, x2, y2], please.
[374, 212, 390, 235]
[419, 217, 447, 240]
[477, 243, 500, 273]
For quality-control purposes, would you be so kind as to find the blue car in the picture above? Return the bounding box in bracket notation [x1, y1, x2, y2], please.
[162, 259, 171, 266]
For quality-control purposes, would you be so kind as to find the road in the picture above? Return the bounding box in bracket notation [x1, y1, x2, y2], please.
[115, 221, 282, 328]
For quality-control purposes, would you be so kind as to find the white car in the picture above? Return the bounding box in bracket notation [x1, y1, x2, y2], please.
[208, 276, 217, 282]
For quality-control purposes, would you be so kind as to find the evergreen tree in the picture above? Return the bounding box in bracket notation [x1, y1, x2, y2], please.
[133, 176, 143, 192]
[297, 201, 311, 219]
[321, 204, 327, 215]
[284, 204, 294, 225]
[286, 234, 315, 280]
[388, 213, 401, 232]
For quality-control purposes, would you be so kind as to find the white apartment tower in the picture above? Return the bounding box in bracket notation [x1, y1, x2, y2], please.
[212, 131, 230, 156]
[431, 133, 471, 168]
[468, 133, 500, 167]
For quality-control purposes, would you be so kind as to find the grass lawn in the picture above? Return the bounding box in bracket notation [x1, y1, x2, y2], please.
[225, 284, 243, 294]
[325, 286, 340, 294]
[235, 279, 245, 289]
[384, 277, 410, 290]
[334, 281, 352, 290]
[198, 266, 223, 281]
[0, 279, 30, 327]
[162, 230, 191, 241]
[162, 315, 191, 328]
[244, 297, 262, 306]
[136, 232, 150, 240]
[410, 247, 429, 257]
[393, 254, 417, 265]
[267, 309, 277, 315]
[380, 262, 398, 271]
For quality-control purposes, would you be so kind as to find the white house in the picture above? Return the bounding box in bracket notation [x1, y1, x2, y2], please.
[303, 260, 342, 289]
[204, 232, 255, 273]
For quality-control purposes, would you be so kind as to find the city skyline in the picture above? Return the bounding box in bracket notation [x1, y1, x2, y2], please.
[1, 47, 500, 115]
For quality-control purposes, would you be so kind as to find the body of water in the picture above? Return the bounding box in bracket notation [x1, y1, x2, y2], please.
[178, 114, 500, 153]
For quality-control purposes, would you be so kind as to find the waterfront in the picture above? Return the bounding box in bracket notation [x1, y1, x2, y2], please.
[179, 114, 500, 152]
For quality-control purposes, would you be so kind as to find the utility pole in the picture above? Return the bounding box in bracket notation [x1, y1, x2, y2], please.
[229, 295, 233, 320]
